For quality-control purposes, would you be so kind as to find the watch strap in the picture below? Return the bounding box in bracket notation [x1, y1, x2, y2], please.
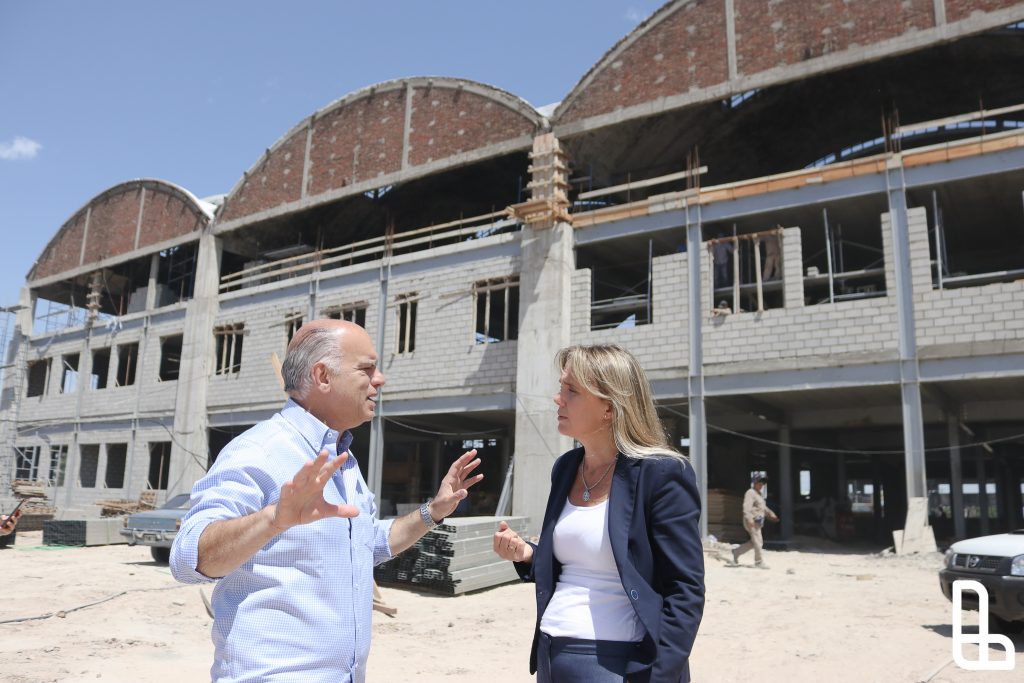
[420, 497, 442, 530]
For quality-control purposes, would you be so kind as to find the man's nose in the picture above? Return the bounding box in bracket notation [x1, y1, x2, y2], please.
[374, 369, 386, 387]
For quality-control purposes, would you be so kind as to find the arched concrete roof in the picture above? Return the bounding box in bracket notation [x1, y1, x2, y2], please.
[553, 0, 1024, 133]
[29, 179, 213, 283]
[216, 76, 545, 230]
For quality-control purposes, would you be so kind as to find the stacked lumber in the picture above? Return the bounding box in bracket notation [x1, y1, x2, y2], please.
[12, 479, 47, 499]
[96, 489, 158, 517]
[96, 499, 148, 516]
[10, 480, 55, 529]
[707, 488, 746, 543]
[375, 516, 529, 595]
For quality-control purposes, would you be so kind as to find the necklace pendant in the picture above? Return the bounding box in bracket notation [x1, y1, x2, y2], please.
[582, 489, 590, 502]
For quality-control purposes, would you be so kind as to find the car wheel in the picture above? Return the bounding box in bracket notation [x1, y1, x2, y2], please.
[988, 614, 1024, 634]
[151, 547, 171, 564]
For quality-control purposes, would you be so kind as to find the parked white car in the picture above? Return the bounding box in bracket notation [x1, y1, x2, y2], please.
[939, 530, 1024, 633]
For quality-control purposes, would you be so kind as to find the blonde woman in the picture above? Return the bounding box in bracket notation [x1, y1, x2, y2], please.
[494, 344, 704, 682]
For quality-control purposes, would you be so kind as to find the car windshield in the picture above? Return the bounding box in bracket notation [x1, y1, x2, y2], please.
[161, 494, 192, 510]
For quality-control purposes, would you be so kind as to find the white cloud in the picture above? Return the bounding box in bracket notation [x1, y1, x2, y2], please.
[0, 136, 42, 161]
[625, 7, 649, 24]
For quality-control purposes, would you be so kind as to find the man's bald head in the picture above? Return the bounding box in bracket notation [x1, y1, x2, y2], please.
[282, 320, 369, 399]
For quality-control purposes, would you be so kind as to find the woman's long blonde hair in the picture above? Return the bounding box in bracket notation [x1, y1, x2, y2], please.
[557, 344, 685, 461]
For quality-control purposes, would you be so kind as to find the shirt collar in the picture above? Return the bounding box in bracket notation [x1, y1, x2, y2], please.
[281, 398, 354, 456]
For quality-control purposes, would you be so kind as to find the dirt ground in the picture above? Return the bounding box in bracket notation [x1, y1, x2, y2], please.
[1, 531, 1021, 682]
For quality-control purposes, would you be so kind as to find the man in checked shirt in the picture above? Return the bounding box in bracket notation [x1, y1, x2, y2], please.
[171, 320, 483, 683]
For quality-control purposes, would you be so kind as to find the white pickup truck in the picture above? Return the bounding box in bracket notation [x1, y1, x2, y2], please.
[939, 530, 1024, 633]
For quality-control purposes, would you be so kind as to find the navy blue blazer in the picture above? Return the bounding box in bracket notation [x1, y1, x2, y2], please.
[514, 447, 705, 683]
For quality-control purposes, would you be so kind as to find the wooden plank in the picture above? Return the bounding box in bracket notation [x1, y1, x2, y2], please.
[578, 166, 708, 200]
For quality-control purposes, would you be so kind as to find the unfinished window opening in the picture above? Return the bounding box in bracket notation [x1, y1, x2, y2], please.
[744, 197, 888, 306]
[208, 424, 254, 469]
[79, 444, 99, 488]
[704, 229, 786, 314]
[474, 277, 519, 344]
[60, 353, 79, 394]
[158, 243, 197, 304]
[90, 348, 110, 390]
[578, 237, 679, 330]
[913, 176, 1024, 289]
[105, 443, 127, 489]
[214, 324, 244, 375]
[14, 445, 40, 480]
[26, 358, 51, 397]
[48, 444, 68, 487]
[395, 295, 418, 354]
[285, 312, 303, 344]
[148, 442, 171, 490]
[159, 334, 183, 381]
[116, 343, 138, 387]
[324, 303, 367, 328]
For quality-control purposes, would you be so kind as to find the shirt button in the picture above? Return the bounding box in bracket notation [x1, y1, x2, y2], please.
[630, 589, 639, 600]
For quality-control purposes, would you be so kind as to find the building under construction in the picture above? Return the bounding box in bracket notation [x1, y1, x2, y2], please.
[3, 0, 1024, 548]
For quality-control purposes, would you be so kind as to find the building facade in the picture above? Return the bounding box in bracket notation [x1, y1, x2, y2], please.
[4, 0, 1024, 545]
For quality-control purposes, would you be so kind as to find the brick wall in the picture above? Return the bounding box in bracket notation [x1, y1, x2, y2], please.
[555, 0, 1022, 126]
[33, 211, 87, 280]
[946, 0, 1021, 21]
[307, 88, 406, 197]
[408, 86, 537, 166]
[31, 182, 208, 282]
[220, 129, 307, 222]
[223, 80, 539, 225]
[734, 0, 934, 74]
[559, 0, 728, 123]
[139, 189, 204, 249]
[81, 188, 144, 264]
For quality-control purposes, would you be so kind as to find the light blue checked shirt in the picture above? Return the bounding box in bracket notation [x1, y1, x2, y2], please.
[170, 399, 394, 683]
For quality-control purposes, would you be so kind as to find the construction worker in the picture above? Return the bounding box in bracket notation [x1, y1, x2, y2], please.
[730, 475, 778, 569]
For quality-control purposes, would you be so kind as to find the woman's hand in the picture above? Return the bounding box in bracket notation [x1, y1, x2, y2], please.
[493, 520, 533, 563]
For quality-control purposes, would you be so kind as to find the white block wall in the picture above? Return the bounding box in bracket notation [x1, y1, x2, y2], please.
[381, 253, 520, 397]
[571, 251, 689, 373]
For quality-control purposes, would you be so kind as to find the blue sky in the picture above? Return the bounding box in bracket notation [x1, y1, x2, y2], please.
[0, 0, 664, 314]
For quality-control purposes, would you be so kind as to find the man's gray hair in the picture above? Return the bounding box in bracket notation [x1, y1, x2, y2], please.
[281, 327, 344, 399]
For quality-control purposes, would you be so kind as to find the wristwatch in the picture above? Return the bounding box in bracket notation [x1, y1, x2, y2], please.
[420, 498, 443, 530]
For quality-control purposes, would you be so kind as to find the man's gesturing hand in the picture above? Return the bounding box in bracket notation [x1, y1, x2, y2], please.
[271, 449, 360, 532]
[427, 449, 483, 521]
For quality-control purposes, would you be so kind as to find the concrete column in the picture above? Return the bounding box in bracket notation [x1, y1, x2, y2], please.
[977, 450, 989, 535]
[512, 222, 574, 534]
[947, 413, 966, 539]
[145, 253, 160, 310]
[781, 227, 804, 309]
[778, 422, 794, 539]
[511, 133, 574, 535]
[685, 196, 708, 538]
[167, 232, 220, 495]
[884, 158, 927, 503]
[366, 264, 389, 498]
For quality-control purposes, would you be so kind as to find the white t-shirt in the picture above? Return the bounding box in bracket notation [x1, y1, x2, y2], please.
[538, 498, 645, 642]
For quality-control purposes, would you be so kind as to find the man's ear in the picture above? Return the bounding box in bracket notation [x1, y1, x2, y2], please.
[312, 362, 331, 392]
